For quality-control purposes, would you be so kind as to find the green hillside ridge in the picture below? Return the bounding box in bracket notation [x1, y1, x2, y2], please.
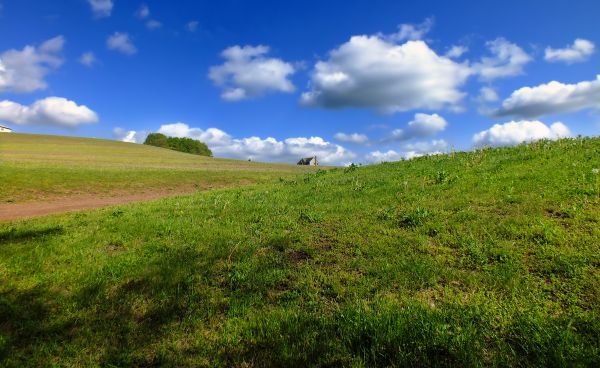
[1, 137, 599, 366]
[0, 133, 313, 204]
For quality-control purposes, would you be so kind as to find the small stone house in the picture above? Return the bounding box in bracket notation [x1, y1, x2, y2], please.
[297, 156, 318, 166]
[0, 125, 12, 133]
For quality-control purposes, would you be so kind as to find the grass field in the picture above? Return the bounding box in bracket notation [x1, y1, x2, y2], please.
[0, 133, 312, 204]
[1, 137, 599, 366]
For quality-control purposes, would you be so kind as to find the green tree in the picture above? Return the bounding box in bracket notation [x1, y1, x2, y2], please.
[144, 133, 213, 157]
[143, 133, 169, 149]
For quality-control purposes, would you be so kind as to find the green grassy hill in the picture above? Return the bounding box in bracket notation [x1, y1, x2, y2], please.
[0, 133, 311, 204]
[1, 137, 599, 366]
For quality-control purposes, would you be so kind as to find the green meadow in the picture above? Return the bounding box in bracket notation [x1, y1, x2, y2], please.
[1, 136, 599, 366]
[0, 133, 312, 204]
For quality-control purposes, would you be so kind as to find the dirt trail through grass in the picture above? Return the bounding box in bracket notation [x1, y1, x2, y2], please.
[0, 189, 197, 221]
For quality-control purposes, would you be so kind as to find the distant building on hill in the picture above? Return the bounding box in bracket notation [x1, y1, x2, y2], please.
[0, 125, 12, 133]
[297, 156, 318, 166]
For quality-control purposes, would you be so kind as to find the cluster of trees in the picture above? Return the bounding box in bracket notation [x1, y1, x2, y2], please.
[144, 133, 213, 157]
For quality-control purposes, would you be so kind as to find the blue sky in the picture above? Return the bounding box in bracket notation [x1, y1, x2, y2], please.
[1, 0, 599, 165]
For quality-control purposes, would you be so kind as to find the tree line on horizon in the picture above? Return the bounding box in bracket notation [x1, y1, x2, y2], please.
[144, 133, 213, 157]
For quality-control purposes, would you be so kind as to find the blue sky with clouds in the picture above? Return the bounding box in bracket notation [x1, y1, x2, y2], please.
[1, 0, 599, 165]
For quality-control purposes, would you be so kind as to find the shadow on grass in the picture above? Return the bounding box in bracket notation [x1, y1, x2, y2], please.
[0, 226, 64, 245]
[1, 237, 598, 366]
[0, 246, 211, 366]
[0, 286, 75, 365]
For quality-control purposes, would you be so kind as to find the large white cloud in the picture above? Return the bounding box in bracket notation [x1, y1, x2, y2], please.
[88, 0, 113, 18]
[152, 122, 355, 165]
[365, 139, 448, 163]
[0, 97, 98, 128]
[208, 45, 296, 101]
[472, 38, 532, 80]
[107, 32, 137, 55]
[0, 36, 64, 93]
[493, 75, 600, 118]
[301, 35, 471, 113]
[545, 39, 595, 64]
[385, 113, 448, 142]
[473, 120, 571, 147]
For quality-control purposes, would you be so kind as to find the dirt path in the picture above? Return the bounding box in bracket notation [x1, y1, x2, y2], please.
[0, 190, 197, 222]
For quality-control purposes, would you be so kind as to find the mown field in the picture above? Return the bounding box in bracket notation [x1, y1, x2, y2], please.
[0, 133, 312, 204]
[1, 137, 599, 366]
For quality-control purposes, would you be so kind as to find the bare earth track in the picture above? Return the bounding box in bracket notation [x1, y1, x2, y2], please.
[0, 189, 197, 222]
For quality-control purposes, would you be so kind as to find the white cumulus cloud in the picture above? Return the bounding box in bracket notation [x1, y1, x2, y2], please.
[301, 34, 471, 113]
[545, 39, 595, 64]
[107, 32, 137, 55]
[472, 38, 532, 80]
[365, 139, 448, 163]
[493, 75, 600, 118]
[0, 97, 98, 128]
[209, 45, 296, 101]
[0, 36, 64, 93]
[385, 113, 448, 142]
[333, 132, 370, 145]
[154, 122, 355, 165]
[88, 0, 113, 18]
[473, 120, 571, 147]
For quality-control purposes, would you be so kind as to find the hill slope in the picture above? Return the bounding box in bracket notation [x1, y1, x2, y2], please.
[0, 134, 312, 218]
[1, 137, 599, 366]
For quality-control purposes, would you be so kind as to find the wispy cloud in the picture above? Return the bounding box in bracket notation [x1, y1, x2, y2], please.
[107, 32, 137, 55]
[88, 0, 113, 18]
[78, 51, 97, 67]
[545, 39, 595, 64]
